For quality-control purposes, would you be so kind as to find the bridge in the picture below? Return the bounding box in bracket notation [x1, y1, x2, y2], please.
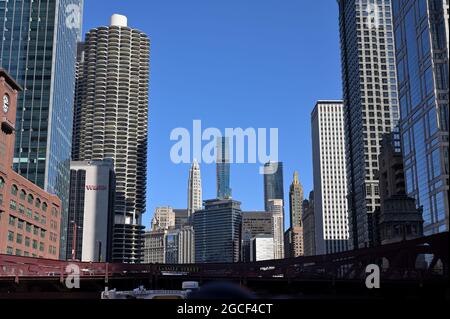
[0, 232, 448, 299]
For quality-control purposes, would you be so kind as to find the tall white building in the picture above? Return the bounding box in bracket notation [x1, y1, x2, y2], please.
[67, 160, 115, 262]
[72, 14, 150, 263]
[311, 101, 349, 255]
[188, 160, 202, 216]
[267, 199, 284, 259]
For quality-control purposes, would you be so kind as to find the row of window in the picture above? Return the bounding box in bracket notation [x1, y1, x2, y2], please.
[5, 245, 57, 257]
[9, 200, 48, 225]
[8, 183, 49, 211]
[8, 215, 47, 237]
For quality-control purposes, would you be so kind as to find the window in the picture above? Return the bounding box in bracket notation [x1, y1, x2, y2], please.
[32, 240, 38, 250]
[11, 185, 18, 196]
[26, 223, 32, 233]
[17, 220, 24, 229]
[16, 234, 23, 244]
[35, 198, 41, 209]
[9, 200, 17, 211]
[25, 237, 30, 247]
[0, 177, 4, 189]
[19, 190, 26, 200]
[39, 242, 44, 252]
[42, 202, 48, 212]
[8, 215, 16, 226]
[27, 194, 34, 204]
[8, 231, 14, 242]
[33, 226, 39, 236]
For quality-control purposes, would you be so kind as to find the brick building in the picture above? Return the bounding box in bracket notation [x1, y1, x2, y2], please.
[0, 69, 61, 259]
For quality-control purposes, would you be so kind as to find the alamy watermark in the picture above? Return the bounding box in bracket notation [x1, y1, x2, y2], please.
[365, 3, 381, 30]
[65, 263, 81, 289]
[65, 3, 82, 30]
[170, 120, 279, 174]
[365, 264, 380, 289]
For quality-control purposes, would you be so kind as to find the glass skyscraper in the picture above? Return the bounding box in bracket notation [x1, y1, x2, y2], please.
[0, 0, 83, 259]
[338, 0, 400, 249]
[193, 199, 242, 263]
[392, 0, 449, 235]
[216, 136, 232, 199]
[263, 161, 284, 212]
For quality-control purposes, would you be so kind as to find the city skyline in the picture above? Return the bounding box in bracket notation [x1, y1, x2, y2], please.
[82, 1, 343, 230]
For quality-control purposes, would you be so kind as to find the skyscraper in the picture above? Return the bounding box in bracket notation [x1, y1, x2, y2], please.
[338, 0, 400, 249]
[285, 171, 304, 257]
[392, 0, 449, 235]
[72, 14, 150, 263]
[0, 0, 84, 259]
[216, 137, 232, 199]
[193, 199, 242, 263]
[263, 162, 284, 212]
[289, 171, 304, 228]
[188, 159, 202, 216]
[302, 191, 316, 256]
[311, 101, 349, 254]
[267, 199, 284, 260]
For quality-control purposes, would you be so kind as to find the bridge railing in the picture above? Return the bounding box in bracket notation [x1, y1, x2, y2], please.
[0, 232, 447, 282]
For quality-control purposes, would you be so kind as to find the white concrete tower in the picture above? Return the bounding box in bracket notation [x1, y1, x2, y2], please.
[311, 101, 349, 255]
[188, 159, 202, 217]
[72, 14, 150, 263]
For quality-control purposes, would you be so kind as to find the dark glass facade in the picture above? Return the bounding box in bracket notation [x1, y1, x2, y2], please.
[0, 0, 83, 259]
[392, 0, 449, 234]
[263, 162, 284, 212]
[217, 137, 232, 199]
[193, 199, 242, 263]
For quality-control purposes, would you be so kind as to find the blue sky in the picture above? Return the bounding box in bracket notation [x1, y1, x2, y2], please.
[82, 0, 343, 230]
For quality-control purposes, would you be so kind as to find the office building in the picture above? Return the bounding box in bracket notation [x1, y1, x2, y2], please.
[374, 132, 423, 245]
[67, 160, 115, 262]
[338, 0, 400, 249]
[188, 159, 202, 216]
[174, 209, 189, 229]
[143, 230, 166, 264]
[0, 0, 84, 259]
[267, 199, 284, 259]
[0, 70, 61, 259]
[311, 101, 349, 254]
[286, 171, 304, 257]
[72, 14, 150, 263]
[250, 235, 274, 262]
[264, 162, 284, 212]
[241, 211, 272, 262]
[302, 191, 316, 256]
[216, 137, 232, 199]
[194, 199, 242, 263]
[165, 226, 195, 264]
[392, 0, 449, 235]
[151, 207, 175, 231]
[284, 226, 303, 258]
